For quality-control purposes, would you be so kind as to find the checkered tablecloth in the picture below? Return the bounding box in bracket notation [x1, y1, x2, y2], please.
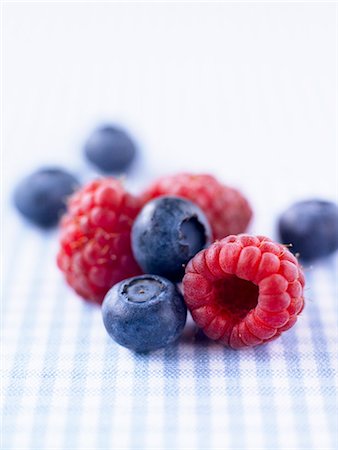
[2, 207, 337, 450]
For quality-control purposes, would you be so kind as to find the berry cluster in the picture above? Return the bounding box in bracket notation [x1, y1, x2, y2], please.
[13, 122, 337, 353]
[56, 173, 307, 353]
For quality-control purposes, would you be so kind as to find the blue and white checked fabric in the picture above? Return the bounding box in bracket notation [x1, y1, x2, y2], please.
[2, 207, 337, 450]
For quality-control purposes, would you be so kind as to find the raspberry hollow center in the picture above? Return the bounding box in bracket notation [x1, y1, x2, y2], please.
[213, 276, 259, 322]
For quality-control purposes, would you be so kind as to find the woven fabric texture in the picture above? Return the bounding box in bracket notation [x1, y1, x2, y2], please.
[2, 208, 337, 450]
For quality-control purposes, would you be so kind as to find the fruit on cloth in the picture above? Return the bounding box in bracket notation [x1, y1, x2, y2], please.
[183, 234, 305, 349]
[141, 173, 252, 240]
[57, 178, 142, 303]
[14, 167, 79, 228]
[132, 196, 211, 282]
[102, 274, 187, 352]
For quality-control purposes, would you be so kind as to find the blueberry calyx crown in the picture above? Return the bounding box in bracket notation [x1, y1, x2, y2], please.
[122, 276, 165, 303]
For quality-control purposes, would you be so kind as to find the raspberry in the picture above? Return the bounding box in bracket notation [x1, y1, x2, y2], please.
[141, 173, 252, 240]
[182, 234, 305, 349]
[57, 178, 142, 304]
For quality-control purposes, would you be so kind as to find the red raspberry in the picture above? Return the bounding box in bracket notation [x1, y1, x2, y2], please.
[182, 234, 305, 349]
[57, 178, 142, 304]
[141, 173, 252, 240]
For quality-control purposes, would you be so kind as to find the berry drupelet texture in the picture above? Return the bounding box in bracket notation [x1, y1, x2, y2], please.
[57, 178, 142, 304]
[278, 199, 338, 262]
[14, 167, 79, 228]
[102, 274, 187, 352]
[183, 234, 305, 349]
[132, 196, 212, 281]
[141, 173, 252, 240]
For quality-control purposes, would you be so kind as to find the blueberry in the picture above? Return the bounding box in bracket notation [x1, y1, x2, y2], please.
[84, 125, 137, 172]
[131, 196, 212, 281]
[278, 199, 338, 262]
[13, 167, 79, 228]
[102, 275, 187, 352]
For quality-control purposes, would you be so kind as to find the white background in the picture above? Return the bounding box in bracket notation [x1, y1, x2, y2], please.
[3, 2, 337, 237]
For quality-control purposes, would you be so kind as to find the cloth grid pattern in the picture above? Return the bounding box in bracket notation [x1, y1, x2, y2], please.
[2, 211, 337, 450]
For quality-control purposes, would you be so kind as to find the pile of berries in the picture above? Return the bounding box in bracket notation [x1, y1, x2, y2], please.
[14, 123, 338, 353]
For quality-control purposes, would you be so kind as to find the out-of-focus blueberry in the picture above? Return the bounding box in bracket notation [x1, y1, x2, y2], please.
[84, 125, 137, 172]
[278, 199, 338, 262]
[13, 167, 79, 228]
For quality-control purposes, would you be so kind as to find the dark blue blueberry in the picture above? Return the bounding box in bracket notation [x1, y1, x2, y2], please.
[13, 167, 79, 228]
[84, 125, 137, 172]
[278, 199, 338, 262]
[131, 196, 211, 281]
[102, 275, 187, 352]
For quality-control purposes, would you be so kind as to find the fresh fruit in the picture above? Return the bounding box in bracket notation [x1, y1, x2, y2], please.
[102, 274, 187, 352]
[131, 196, 211, 282]
[14, 167, 79, 227]
[57, 178, 142, 303]
[278, 199, 338, 262]
[141, 173, 252, 240]
[183, 234, 305, 349]
[84, 124, 137, 172]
